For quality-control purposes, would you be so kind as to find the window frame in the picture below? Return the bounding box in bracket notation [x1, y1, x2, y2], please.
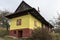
[16, 19, 21, 26]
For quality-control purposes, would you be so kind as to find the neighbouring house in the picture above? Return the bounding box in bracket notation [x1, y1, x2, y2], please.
[6, 1, 53, 38]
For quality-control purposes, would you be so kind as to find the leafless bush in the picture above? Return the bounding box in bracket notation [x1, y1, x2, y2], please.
[31, 28, 52, 40]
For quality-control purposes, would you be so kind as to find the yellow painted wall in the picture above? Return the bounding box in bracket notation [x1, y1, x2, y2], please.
[10, 15, 30, 30]
[10, 14, 42, 30]
[29, 14, 42, 29]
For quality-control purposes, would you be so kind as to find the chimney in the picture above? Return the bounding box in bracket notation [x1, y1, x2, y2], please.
[38, 7, 40, 13]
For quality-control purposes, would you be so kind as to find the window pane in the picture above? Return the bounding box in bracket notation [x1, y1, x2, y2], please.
[17, 19, 21, 25]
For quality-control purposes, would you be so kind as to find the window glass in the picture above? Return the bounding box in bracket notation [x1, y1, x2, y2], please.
[17, 19, 21, 25]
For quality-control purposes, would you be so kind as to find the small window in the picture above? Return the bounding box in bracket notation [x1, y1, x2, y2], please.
[16, 19, 21, 25]
[14, 31, 16, 34]
[34, 21, 37, 27]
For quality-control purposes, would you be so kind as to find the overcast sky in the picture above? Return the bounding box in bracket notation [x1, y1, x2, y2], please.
[0, 0, 60, 21]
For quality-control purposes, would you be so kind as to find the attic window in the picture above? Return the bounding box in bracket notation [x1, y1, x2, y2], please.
[16, 19, 21, 25]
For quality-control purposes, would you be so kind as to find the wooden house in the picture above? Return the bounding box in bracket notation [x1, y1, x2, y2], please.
[6, 1, 53, 38]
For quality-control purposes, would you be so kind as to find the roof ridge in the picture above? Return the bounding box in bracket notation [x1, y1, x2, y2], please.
[14, 1, 32, 13]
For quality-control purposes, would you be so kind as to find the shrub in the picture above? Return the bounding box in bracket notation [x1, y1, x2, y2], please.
[0, 29, 9, 37]
[31, 28, 52, 40]
[51, 32, 60, 40]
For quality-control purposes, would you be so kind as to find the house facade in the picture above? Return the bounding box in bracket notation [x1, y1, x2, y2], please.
[6, 1, 53, 38]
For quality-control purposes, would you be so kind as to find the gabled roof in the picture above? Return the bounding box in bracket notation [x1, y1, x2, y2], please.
[6, 1, 53, 28]
[15, 1, 32, 13]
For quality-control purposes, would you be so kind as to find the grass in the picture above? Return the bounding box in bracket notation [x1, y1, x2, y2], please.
[4, 37, 30, 40]
[4, 37, 17, 40]
[0, 27, 6, 30]
[0, 27, 18, 40]
[0, 27, 9, 37]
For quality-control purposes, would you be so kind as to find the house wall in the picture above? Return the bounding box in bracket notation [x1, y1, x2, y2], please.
[42, 24, 52, 32]
[10, 13, 42, 30]
[9, 28, 32, 38]
[10, 15, 30, 30]
[29, 14, 42, 29]
[9, 13, 52, 38]
[9, 13, 42, 37]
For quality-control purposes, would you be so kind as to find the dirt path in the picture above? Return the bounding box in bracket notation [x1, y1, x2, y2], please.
[0, 38, 4, 40]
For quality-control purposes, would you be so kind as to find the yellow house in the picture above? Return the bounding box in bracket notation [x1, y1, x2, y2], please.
[6, 1, 53, 38]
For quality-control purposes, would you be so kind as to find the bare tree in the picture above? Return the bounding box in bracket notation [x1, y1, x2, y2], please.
[53, 13, 60, 33]
[31, 28, 52, 40]
[0, 10, 11, 31]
